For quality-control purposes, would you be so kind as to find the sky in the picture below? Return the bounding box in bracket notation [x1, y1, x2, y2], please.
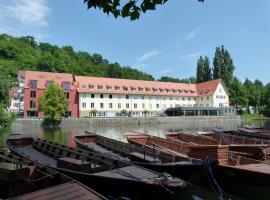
[0, 0, 270, 84]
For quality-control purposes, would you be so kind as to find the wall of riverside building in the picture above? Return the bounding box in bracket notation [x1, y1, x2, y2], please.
[78, 93, 197, 117]
[212, 82, 229, 107]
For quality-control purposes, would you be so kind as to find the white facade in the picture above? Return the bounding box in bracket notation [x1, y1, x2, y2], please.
[78, 79, 230, 118]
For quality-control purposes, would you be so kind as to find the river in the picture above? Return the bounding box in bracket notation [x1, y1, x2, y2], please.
[1, 118, 270, 200]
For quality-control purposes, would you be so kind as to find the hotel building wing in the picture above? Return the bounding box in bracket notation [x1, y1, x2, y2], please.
[75, 76, 230, 118]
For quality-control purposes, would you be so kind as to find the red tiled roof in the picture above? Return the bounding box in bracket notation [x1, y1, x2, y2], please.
[24, 71, 74, 90]
[196, 79, 221, 96]
[75, 76, 199, 96]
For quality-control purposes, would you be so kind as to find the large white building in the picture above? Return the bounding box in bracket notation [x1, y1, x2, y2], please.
[75, 76, 231, 118]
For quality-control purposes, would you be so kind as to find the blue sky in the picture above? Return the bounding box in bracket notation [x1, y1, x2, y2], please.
[0, 0, 270, 84]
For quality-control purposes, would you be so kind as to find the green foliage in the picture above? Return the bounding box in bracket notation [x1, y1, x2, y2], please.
[0, 105, 16, 129]
[38, 83, 68, 125]
[142, 109, 149, 116]
[0, 33, 154, 90]
[120, 109, 128, 116]
[83, 0, 204, 21]
[213, 45, 235, 87]
[229, 77, 248, 107]
[158, 76, 196, 84]
[261, 83, 270, 117]
[196, 56, 212, 83]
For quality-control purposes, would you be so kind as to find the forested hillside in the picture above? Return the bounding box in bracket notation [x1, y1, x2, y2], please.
[0, 34, 154, 82]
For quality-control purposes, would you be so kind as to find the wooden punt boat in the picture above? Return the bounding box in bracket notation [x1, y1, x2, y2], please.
[7, 134, 186, 199]
[237, 127, 270, 140]
[0, 151, 105, 200]
[126, 133, 270, 187]
[74, 132, 217, 183]
[165, 130, 270, 161]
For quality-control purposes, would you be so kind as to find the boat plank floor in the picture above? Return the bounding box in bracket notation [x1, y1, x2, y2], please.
[86, 143, 112, 154]
[233, 163, 270, 174]
[93, 165, 159, 180]
[11, 181, 103, 200]
[14, 147, 57, 167]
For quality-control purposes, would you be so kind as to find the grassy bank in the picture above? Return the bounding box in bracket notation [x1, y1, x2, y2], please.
[242, 113, 268, 120]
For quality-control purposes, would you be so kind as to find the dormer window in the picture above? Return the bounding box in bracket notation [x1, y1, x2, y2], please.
[172, 89, 177, 93]
[166, 89, 171, 92]
[98, 85, 104, 90]
[159, 88, 164, 92]
[145, 88, 151, 92]
[131, 87, 136, 91]
[178, 89, 183, 93]
[106, 86, 112, 90]
[82, 85, 86, 89]
[152, 88, 158, 92]
[115, 86, 120, 90]
[63, 82, 70, 90]
[138, 87, 144, 91]
[89, 85, 94, 90]
[184, 90, 188, 93]
[123, 86, 128, 91]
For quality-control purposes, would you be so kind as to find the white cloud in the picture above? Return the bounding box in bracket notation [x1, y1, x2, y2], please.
[0, 0, 50, 41]
[234, 29, 248, 37]
[137, 50, 160, 63]
[183, 28, 200, 40]
[180, 52, 203, 63]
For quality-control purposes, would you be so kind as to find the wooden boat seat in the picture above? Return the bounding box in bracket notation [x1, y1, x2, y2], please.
[57, 157, 106, 173]
[129, 152, 161, 163]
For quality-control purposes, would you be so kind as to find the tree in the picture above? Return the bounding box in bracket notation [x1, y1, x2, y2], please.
[38, 83, 68, 125]
[229, 77, 248, 108]
[261, 83, 270, 117]
[83, 0, 204, 21]
[142, 109, 149, 116]
[0, 105, 16, 129]
[120, 109, 128, 116]
[90, 109, 98, 117]
[196, 56, 212, 83]
[213, 45, 235, 87]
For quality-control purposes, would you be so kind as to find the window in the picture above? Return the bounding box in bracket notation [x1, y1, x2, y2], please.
[170, 97, 173, 100]
[89, 85, 94, 90]
[194, 97, 196, 100]
[30, 81, 37, 89]
[91, 94, 95, 98]
[149, 96, 152, 100]
[65, 92, 69, 99]
[138, 87, 144, 91]
[109, 103, 113, 109]
[98, 85, 103, 90]
[63, 82, 70, 90]
[30, 91, 36, 98]
[134, 103, 137, 109]
[163, 104, 166, 109]
[149, 103, 152, 109]
[126, 95, 129, 99]
[82, 102, 86, 109]
[82, 94, 86, 98]
[141, 95, 145, 99]
[131, 87, 136, 91]
[145, 88, 151, 92]
[115, 86, 120, 90]
[109, 94, 113, 99]
[118, 95, 121, 99]
[152, 88, 158, 92]
[188, 97, 190, 101]
[107, 86, 112, 90]
[100, 94, 104, 98]
[123, 86, 128, 91]
[156, 96, 159, 100]
[207, 96, 209, 100]
[201, 97, 203, 100]
[30, 100, 36, 108]
[156, 104, 159, 109]
[126, 103, 129, 109]
[182, 97, 185, 101]
[118, 103, 121, 109]
[91, 103, 94, 108]
[142, 103, 145, 109]
[82, 85, 86, 89]
[100, 103, 104, 108]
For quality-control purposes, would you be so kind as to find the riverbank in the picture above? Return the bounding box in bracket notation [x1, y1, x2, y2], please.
[14, 116, 241, 128]
[241, 113, 269, 120]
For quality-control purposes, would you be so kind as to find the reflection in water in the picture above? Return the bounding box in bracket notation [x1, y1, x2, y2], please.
[0, 128, 11, 150]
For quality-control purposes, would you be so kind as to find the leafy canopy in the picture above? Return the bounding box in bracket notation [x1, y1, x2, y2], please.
[83, 0, 204, 20]
[38, 83, 68, 124]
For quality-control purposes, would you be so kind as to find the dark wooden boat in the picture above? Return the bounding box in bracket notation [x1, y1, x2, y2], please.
[126, 132, 270, 187]
[7, 134, 186, 199]
[74, 132, 217, 183]
[0, 151, 105, 200]
[165, 130, 270, 161]
[238, 127, 270, 140]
